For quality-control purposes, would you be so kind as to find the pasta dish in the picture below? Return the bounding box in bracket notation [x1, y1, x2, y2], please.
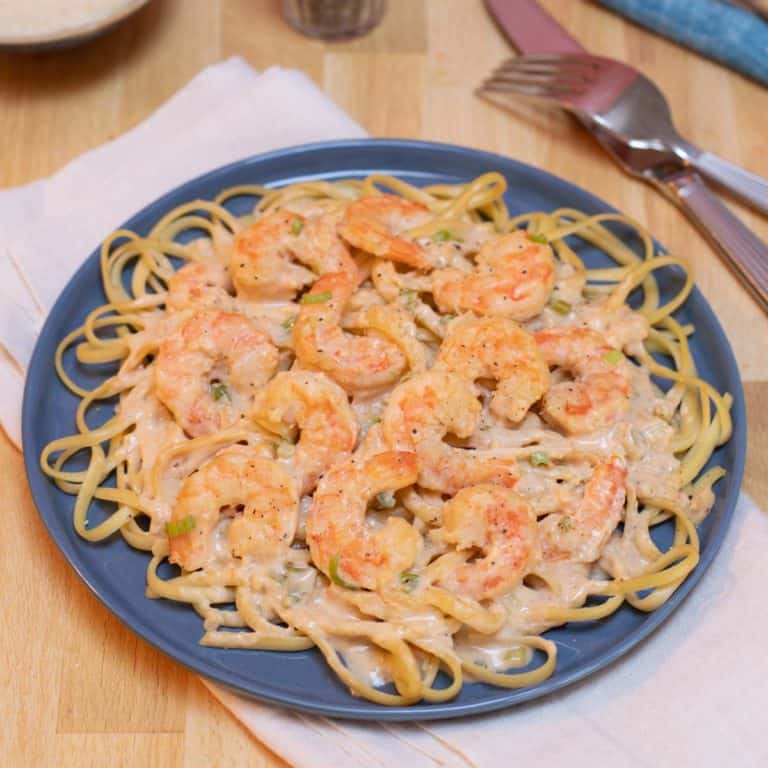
[41, 172, 732, 705]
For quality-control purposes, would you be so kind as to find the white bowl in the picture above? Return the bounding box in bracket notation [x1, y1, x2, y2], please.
[0, 0, 150, 51]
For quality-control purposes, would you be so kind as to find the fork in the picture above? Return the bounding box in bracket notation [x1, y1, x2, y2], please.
[479, 53, 768, 216]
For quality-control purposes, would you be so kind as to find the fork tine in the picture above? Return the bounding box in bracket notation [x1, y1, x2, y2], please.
[485, 72, 588, 93]
[484, 65, 591, 95]
[496, 62, 572, 76]
[494, 58, 599, 81]
[490, 65, 593, 89]
[478, 78, 581, 101]
[511, 53, 602, 68]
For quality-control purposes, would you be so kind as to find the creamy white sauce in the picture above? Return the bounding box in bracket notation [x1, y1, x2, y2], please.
[101, 204, 713, 700]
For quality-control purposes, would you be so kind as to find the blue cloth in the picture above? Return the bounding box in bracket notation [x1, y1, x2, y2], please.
[595, 0, 768, 86]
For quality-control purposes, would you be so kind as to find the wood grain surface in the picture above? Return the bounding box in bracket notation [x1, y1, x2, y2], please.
[1, 1, 766, 765]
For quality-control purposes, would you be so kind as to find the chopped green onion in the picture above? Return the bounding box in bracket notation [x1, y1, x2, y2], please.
[528, 233, 548, 244]
[166, 515, 196, 537]
[210, 381, 229, 402]
[375, 491, 396, 509]
[369, 416, 382, 425]
[558, 515, 573, 532]
[529, 451, 551, 467]
[400, 571, 420, 592]
[550, 299, 572, 315]
[439, 313, 456, 323]
[432, 229, 459, 242]
[328, 555, 359, 590]
[301, 291, 332, 304]
[291, 217, 303, 235]
[285, 563, 308, 573]
[604, 348, 624, 366]
[281, 314, 297, 331]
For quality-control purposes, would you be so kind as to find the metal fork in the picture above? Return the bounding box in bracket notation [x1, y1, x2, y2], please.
[479, 53, 768, 216]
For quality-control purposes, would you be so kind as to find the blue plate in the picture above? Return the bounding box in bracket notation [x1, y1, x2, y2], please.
[22, 139, 746, 721]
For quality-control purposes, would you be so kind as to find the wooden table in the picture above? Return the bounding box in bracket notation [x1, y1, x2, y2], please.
[2, 2, 766, 765]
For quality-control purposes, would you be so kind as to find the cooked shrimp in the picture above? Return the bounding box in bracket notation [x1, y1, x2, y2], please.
[534, 327, 631, 434]
[305, 451, 421, 590]
[338, 195, 433, 270]
[302, 210, 359, 277]
[440, 485, 537, 600]
[418, 222, 496, 270]
[293, 272, 407, 392]
[251, 371, 359, 495]
[371, 260, 448, 339]
[382, 371, 519, 494]
[573, 301, 650, 352]
[347, 303, 429, 373]
[538, 457, 627, 563]
[370, 259, 433, 302]
[155, 310, 278, 437]
[168, 446, 298, 571]
[231, 210, 358, 301]
[431, 230, 555, 320]
[166, 261, 234, 312]
[436, 314, 550, 422]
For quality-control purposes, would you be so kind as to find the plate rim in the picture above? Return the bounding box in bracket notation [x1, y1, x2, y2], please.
[22, 137, 747, 721]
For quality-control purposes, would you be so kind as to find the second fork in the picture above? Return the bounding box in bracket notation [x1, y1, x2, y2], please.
[479, 53, 768, 216]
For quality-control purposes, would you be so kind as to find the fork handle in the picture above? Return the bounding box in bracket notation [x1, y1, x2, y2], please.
[673, 143, 768, 216]
[658, 168, 768, 312]
[693, 151, 768, 216]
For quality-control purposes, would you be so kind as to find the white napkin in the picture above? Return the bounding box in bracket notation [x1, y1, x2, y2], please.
[3, 57, 763, 768]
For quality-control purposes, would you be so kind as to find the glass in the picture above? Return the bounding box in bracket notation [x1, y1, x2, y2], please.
[281, 0, 386, 40]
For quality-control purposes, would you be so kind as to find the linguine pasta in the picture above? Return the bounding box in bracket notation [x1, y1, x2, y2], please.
[40, 172, 731, 705]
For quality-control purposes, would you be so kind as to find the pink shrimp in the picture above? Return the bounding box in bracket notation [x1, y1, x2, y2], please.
[440, 485, 538, 600]
[338, 195, 433, 269]
[534, 327, 631, 434]
[168, 446, 298, 571]
[155, 310, 278, 437]
[436, 314, 551, 422]
[431, 230, 555, 320]
[292, 272, 407, 392]
[538, 457, 628, 563]
[305, 451, 421, 590]
[166, 261, 234, 311]
[231, 210, 358, 301]
[381, 371, 519, 494]
[251, 370, 358, 495]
